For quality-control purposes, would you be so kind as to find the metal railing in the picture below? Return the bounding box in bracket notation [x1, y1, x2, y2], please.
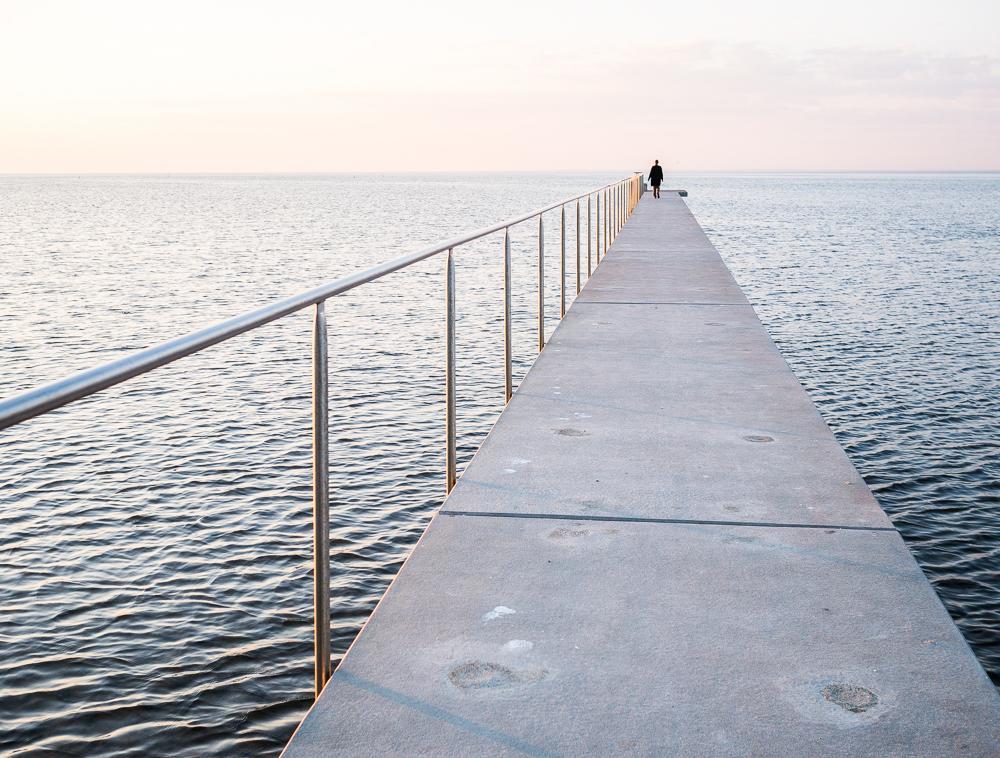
[0, 172, 645, 698]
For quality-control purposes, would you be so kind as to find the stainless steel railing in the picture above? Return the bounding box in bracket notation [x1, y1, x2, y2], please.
[0, 172, 645, 698]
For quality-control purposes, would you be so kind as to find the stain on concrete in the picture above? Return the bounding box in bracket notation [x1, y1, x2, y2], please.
[448, 661, 546, 690]
[822, 684, 879, 713]
[546, 523, 619, 543]
[548, 527, 592, 540]
[555, 427, 589, 437]
[743, 434, 775, 443]
[781, 676, 894, 727]
[503, 639, 533, 651]
[482, 606, 516, 622]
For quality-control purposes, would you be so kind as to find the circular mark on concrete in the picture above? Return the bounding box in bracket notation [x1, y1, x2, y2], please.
[449, 662, 517, 689]
[555, 427, 589, 437]
[743, 435, 775, 443]
[448, 661, 545, 690]
[548, 527, 591, 539]
[822, 684, 879, 713]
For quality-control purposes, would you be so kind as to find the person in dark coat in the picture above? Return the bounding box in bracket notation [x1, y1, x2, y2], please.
[648, 160, 664, 198]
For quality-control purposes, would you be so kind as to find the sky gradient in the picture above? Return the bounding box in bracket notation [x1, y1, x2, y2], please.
[2, 0, 998, 172]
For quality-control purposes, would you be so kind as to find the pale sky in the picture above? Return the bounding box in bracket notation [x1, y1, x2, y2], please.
[1, 0, 998, 172]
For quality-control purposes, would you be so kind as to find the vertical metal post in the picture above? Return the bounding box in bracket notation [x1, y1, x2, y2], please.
[595, 194, 601, 264]
[606, 188, 610, 249]
[575, 200, 581, 294]
[312, 300, 331, 699]
[445, 249, 457, 494]
[605, 187, 615, 243]
[612, 186, 616, 240]
[587, 195, 592, 275]
[503, 228, 512, 403]
[560, 205, 566, 319]
[537, 215, 545, 352]
[603, 189, 608, 255]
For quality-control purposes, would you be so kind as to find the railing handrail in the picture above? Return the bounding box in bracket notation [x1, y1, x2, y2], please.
[2, 170, 646, 698]
[0, 176, 636, 430]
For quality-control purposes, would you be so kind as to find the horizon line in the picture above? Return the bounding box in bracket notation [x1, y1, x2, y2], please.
[3, 169, 1000, 176]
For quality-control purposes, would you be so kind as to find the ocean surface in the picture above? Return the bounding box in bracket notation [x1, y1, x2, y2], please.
[1, 172, 997, 755]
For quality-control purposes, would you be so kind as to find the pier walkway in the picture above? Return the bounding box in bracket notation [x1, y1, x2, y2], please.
[284, 194, 1000, 756]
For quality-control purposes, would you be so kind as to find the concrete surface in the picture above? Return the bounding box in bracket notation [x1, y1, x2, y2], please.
[284, 194, 1000, 757]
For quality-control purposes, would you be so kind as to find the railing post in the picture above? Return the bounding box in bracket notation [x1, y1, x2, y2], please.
[612, 186, 616, 240]
[596, 193, 601, 264]
[312, 300, 331, 699]
[503, 228, 512, 403]
[606, 188, 611, 249]
[603, 189, 608, 256]
[445, 248, 457, 494]
[560, 205, 566, 319]
[538, 214, 545, 352]
[575, 199, 581, 294]
[587, 195, 592, 276]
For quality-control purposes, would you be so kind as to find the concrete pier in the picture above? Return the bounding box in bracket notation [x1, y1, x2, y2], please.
[284, 194, 1000, 756]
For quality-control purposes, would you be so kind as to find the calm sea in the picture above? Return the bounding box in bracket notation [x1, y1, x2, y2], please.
[1, 173, 997, 755]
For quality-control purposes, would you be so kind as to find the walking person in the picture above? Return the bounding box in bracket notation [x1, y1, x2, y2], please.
[648, 160, 663, 198]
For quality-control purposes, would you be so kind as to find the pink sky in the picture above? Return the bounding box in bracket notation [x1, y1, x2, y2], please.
[1, 0, 998, 172]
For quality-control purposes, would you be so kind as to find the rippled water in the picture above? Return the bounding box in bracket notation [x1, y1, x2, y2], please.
[1, 173, 997, 755]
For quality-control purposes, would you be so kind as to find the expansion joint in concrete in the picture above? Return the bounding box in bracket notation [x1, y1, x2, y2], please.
[439, 509, 898, 533]
[573, 300, 753, 306]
